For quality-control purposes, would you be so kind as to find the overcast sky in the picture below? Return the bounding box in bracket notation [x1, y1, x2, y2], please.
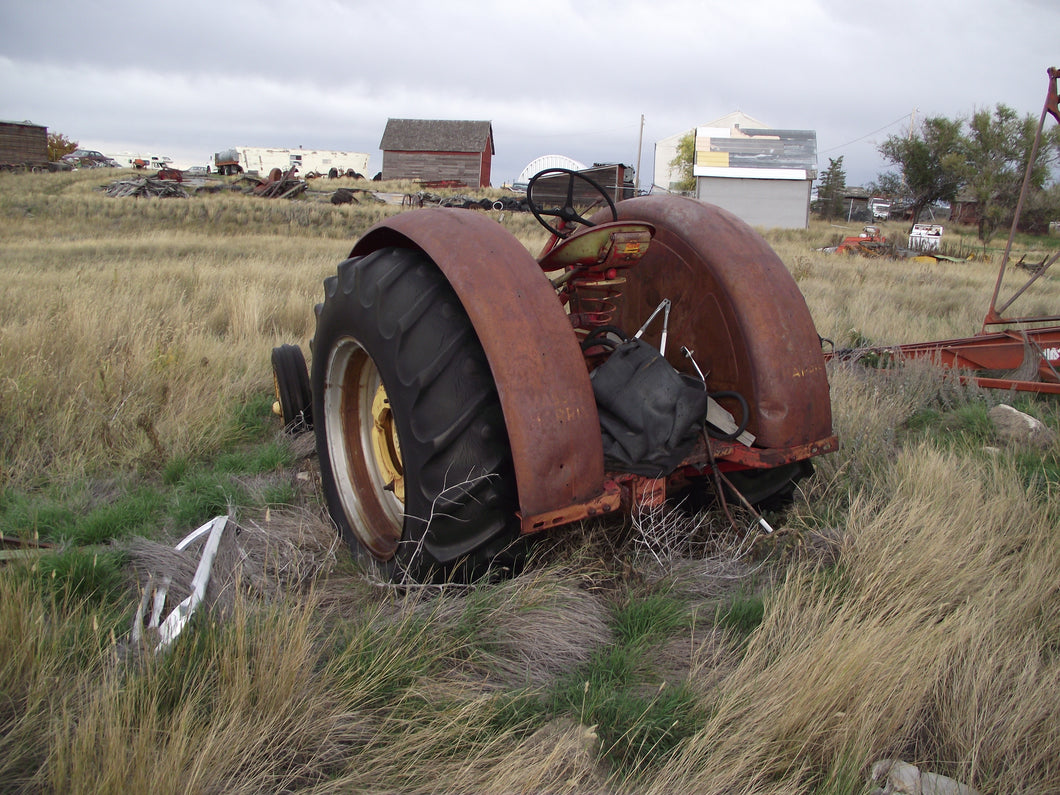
[1, 0, 1056, 188]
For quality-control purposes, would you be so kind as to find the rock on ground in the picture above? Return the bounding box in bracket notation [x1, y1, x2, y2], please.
[989, 404, 1057, 450]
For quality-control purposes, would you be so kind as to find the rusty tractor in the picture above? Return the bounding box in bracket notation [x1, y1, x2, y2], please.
[273, 168, 836, 582]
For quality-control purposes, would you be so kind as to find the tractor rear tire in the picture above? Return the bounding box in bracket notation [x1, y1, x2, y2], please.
[676, 460, 813, 515]
[271, 344, 312, 433]
[724, 460, 814, 509]
[311, 247, 521, 583]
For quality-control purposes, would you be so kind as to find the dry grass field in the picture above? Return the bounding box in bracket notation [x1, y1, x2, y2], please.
[2, 168, 1059, 793]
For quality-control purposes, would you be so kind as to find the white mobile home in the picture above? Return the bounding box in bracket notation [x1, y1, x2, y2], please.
[110, 152, 174, 169]
[214, 147, 370, 177]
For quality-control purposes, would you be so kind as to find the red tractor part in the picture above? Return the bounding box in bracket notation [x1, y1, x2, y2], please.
[833, 226, 888, 256]
[304, 174, 835, 582]
[838, 330, 1060, 394]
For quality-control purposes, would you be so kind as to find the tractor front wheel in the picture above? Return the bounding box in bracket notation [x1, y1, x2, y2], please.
[311, 247, 521, 583]
[271, 344, 312, 433]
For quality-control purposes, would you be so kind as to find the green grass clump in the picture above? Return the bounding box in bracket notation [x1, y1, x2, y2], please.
[0, 486, 166, 545]
[70, 488, 169, 545]
[904, 401, 995, 447]
[613, 592, 689, 646]
[0, 391, 295, 545]
[715, 591, 766, 637]
[543, 593, 702, 779]
[15, 547, 128, 606]
[549, 647, 701, 779]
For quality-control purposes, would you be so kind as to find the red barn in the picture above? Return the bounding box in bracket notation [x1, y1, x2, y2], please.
[0, 120, 48, 168]
[379, 119, 494, 187]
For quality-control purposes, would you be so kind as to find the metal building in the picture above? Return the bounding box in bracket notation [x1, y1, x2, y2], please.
[693, 116, 817, 229]
[655, 112, 817, 229]
[653, 112, 769, 192]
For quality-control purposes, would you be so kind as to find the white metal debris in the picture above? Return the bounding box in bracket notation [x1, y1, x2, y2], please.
[131, 515, 229, 653]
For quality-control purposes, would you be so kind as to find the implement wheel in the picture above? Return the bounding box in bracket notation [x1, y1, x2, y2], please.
[311, 247, 521, 583]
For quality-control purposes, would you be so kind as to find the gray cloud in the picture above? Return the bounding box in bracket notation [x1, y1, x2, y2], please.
[2, 0, 1056, 186]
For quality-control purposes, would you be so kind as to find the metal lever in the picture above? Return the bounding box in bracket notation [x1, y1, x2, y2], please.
[634, 298, 671, 355]
[681, 346, 706, 383]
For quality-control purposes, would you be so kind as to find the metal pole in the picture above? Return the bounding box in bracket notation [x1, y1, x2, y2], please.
[635, 114, 644, 193]
[985, 67, 1058, 330]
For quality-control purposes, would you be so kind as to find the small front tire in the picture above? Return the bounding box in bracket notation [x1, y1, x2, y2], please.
[271, 344, 312, 433]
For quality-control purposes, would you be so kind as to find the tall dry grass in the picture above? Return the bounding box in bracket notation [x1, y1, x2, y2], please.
[0, 171, 550, 486]
[649, 443, 1060, 793]
[772, 219, 1060, 348]
[0, 231, 331, 482]
[2, 170, 1059, 793]
[7, 446, 1057, 792]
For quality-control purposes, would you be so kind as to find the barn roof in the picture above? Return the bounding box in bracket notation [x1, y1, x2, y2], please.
[380, 119, 495, 154]
[0, 119, 46, 129]
[704, 111, 769, 131]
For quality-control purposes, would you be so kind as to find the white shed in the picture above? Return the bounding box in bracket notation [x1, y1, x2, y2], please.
[692, 113, 817, 229]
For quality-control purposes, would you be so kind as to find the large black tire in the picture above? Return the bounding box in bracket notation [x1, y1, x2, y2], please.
[675, 460, 814, 516]
[311, 247, 521, 583]
[723, 460, 814, 509]
[271, 344, 312, 433]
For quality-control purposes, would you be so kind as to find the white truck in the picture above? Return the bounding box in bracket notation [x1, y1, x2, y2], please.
[868, 197, 892, 220]
[213, 146, 370, 178]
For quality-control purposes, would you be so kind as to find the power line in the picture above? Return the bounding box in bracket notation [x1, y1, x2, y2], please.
[819, 112, 914, 155]
[510, 123, 642, 140]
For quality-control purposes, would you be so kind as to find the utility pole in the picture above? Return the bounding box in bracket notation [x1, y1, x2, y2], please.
[634, 114, 644, 192]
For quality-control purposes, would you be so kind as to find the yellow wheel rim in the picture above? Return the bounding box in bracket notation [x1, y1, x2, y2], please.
[323, 338, 403, 559]
[370, 383, 404, 502]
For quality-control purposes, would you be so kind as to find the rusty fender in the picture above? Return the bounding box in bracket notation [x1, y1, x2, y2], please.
[592, 195, 834, 450]
[350, 208, 606, 522]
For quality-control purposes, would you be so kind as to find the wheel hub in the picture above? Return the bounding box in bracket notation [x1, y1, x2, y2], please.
[322, 337, 404, 559]
[370, 383, 404, 502]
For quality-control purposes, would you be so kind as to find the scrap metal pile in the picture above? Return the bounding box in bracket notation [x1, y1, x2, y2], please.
[402, 191, 530, 212]
[104, 177, 188, 198]
[822, 224, 976, 264]
[246, 167, 307, 199]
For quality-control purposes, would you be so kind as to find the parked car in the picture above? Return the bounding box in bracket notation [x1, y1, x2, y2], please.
[61, 149, 120, 168]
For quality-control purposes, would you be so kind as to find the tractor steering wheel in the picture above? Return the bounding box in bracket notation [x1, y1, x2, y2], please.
[526, 168, 619, 238]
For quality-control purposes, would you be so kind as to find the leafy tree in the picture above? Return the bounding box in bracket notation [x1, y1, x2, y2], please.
[866, 171, 904, 200]
[668, 131, 695, 192]
[1020, 181, 1060, 235]
[816, 156, 846, 220]
[879, 116, 964, 230]
[47, 132, 78, 162]
[961, 104, 1060, 242]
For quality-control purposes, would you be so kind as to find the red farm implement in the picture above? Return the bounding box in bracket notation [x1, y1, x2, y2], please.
[828, 67, 1060, 395]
